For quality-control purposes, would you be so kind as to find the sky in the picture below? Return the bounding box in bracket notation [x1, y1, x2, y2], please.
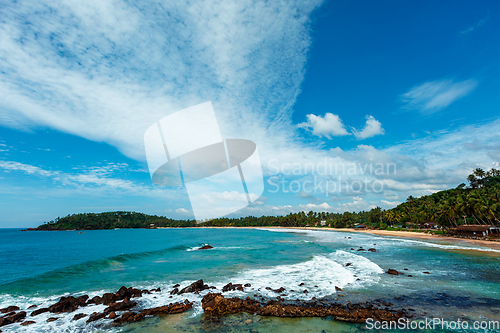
[0, 0, 499, 227]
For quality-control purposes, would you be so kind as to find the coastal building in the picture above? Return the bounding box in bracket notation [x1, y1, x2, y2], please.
[456, 225, 499, 237]
[320, 220, 327, 226]
[354, 224, 367, 229]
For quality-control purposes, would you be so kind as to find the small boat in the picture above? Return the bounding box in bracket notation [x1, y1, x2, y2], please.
[77, 232, 84, 234]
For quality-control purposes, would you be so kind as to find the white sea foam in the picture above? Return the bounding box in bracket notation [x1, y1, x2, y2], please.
[218, 250, 383, 300]
[261, 227, 500, 253]
[389, 238, 500, 253]
[0, 250, 383, 331]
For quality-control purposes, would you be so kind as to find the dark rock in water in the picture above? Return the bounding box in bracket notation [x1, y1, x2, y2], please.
[72, 313, 87, 321]
[150, 287, 161, 293]
[113, 300, 193, 326]
[88, 296, 102, 305]
[116, 286, 143, 300]
[0, 311, 26, 327]
[368, 248, 376, 252]
[403, 268, 408, 270]
[0, 306, 19, 314]
[48, 295, 89, 313]
[222, 283, 244, 292]
[387, 269, 399, 275]
[173, 284, 180, 288]
[141, 289, 151, 295]
[170, 288, 179, 295]
[303, 290, 308, 293]
[108, 312, 117, 319]
[265, 287, 286, 293]
[335, 286, 342, 292]
[104, 298, 137, 313]
[27, 305, 37, 309]
[357, 248, 365, 251]
[244, 283, 251, 287]
[31, 308, 50, 317]
[20, 320, 36, 326]
[356, 278, 361, 281]
[201, 293, 408, 323]
[101, 293, 117, 305]
[46, 317, 59, 322]
[87, 312, 106, 323]
[345, 263, 352, 267]
[179, 279, 208, 294]
[299, 283, 305, 286]
[350, 248, 354, 250]
[423, 272, 430, 274]
[198, 245, 214, 250]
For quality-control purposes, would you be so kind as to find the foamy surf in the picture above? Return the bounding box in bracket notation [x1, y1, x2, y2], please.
[0, 250, 384, 332]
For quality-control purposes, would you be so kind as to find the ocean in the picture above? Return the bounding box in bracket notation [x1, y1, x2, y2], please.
[0, 228, 499, 332]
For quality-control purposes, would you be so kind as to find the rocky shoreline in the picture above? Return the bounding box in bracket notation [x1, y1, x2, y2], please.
[0, 277, 413, 331]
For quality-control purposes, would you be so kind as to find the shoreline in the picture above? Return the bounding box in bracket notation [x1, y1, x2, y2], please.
[165, 226, 500, 252]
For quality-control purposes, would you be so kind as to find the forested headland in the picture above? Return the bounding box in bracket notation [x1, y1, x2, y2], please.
[31, 168, 499, 231]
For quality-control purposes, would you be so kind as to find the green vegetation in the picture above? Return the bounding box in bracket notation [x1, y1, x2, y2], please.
[35, 211, 195, 230]
[34, 168, 499, 231]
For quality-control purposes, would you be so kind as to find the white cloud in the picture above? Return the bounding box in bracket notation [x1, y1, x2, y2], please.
[298, 114, 383, 140]
[297, 113, 350, 138]
[352, 115, 384, 140]
[0, 0, 322, 162]
[400, 79, 477, 113]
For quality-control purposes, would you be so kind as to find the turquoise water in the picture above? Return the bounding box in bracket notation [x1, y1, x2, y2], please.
[0, 228, 499, 332]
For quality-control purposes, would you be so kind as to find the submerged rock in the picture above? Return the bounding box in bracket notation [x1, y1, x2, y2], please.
[104, 298, 137, 313]
[0, 311, 26, 327]
[31, 308, 49, 317]
[387, 269, 399, 275]
[87, 312, 106, 323]
[113, 300, 193, 325]
[223, 283, 244, 292]
[72, 313, 87, 321]
[20, 320, 36, 326]
[0, 306, 19, 314]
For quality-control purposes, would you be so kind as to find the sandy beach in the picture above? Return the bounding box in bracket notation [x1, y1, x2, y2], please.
[172, 226, 500, 252]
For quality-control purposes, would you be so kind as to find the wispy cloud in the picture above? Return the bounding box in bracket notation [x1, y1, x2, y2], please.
[460, 17, 487, 34]
[0, 160, 164, 196]
[0, 0, 322, 161]
[400, 79, 477, 114]
[352, 115, 385, 140]
[297, 113, 350, 138]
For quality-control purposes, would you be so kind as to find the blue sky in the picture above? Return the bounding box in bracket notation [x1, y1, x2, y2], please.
[0, 0, 498, 227]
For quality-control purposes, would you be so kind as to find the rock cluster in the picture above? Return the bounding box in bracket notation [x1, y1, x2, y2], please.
[201, 293, 408, 323]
